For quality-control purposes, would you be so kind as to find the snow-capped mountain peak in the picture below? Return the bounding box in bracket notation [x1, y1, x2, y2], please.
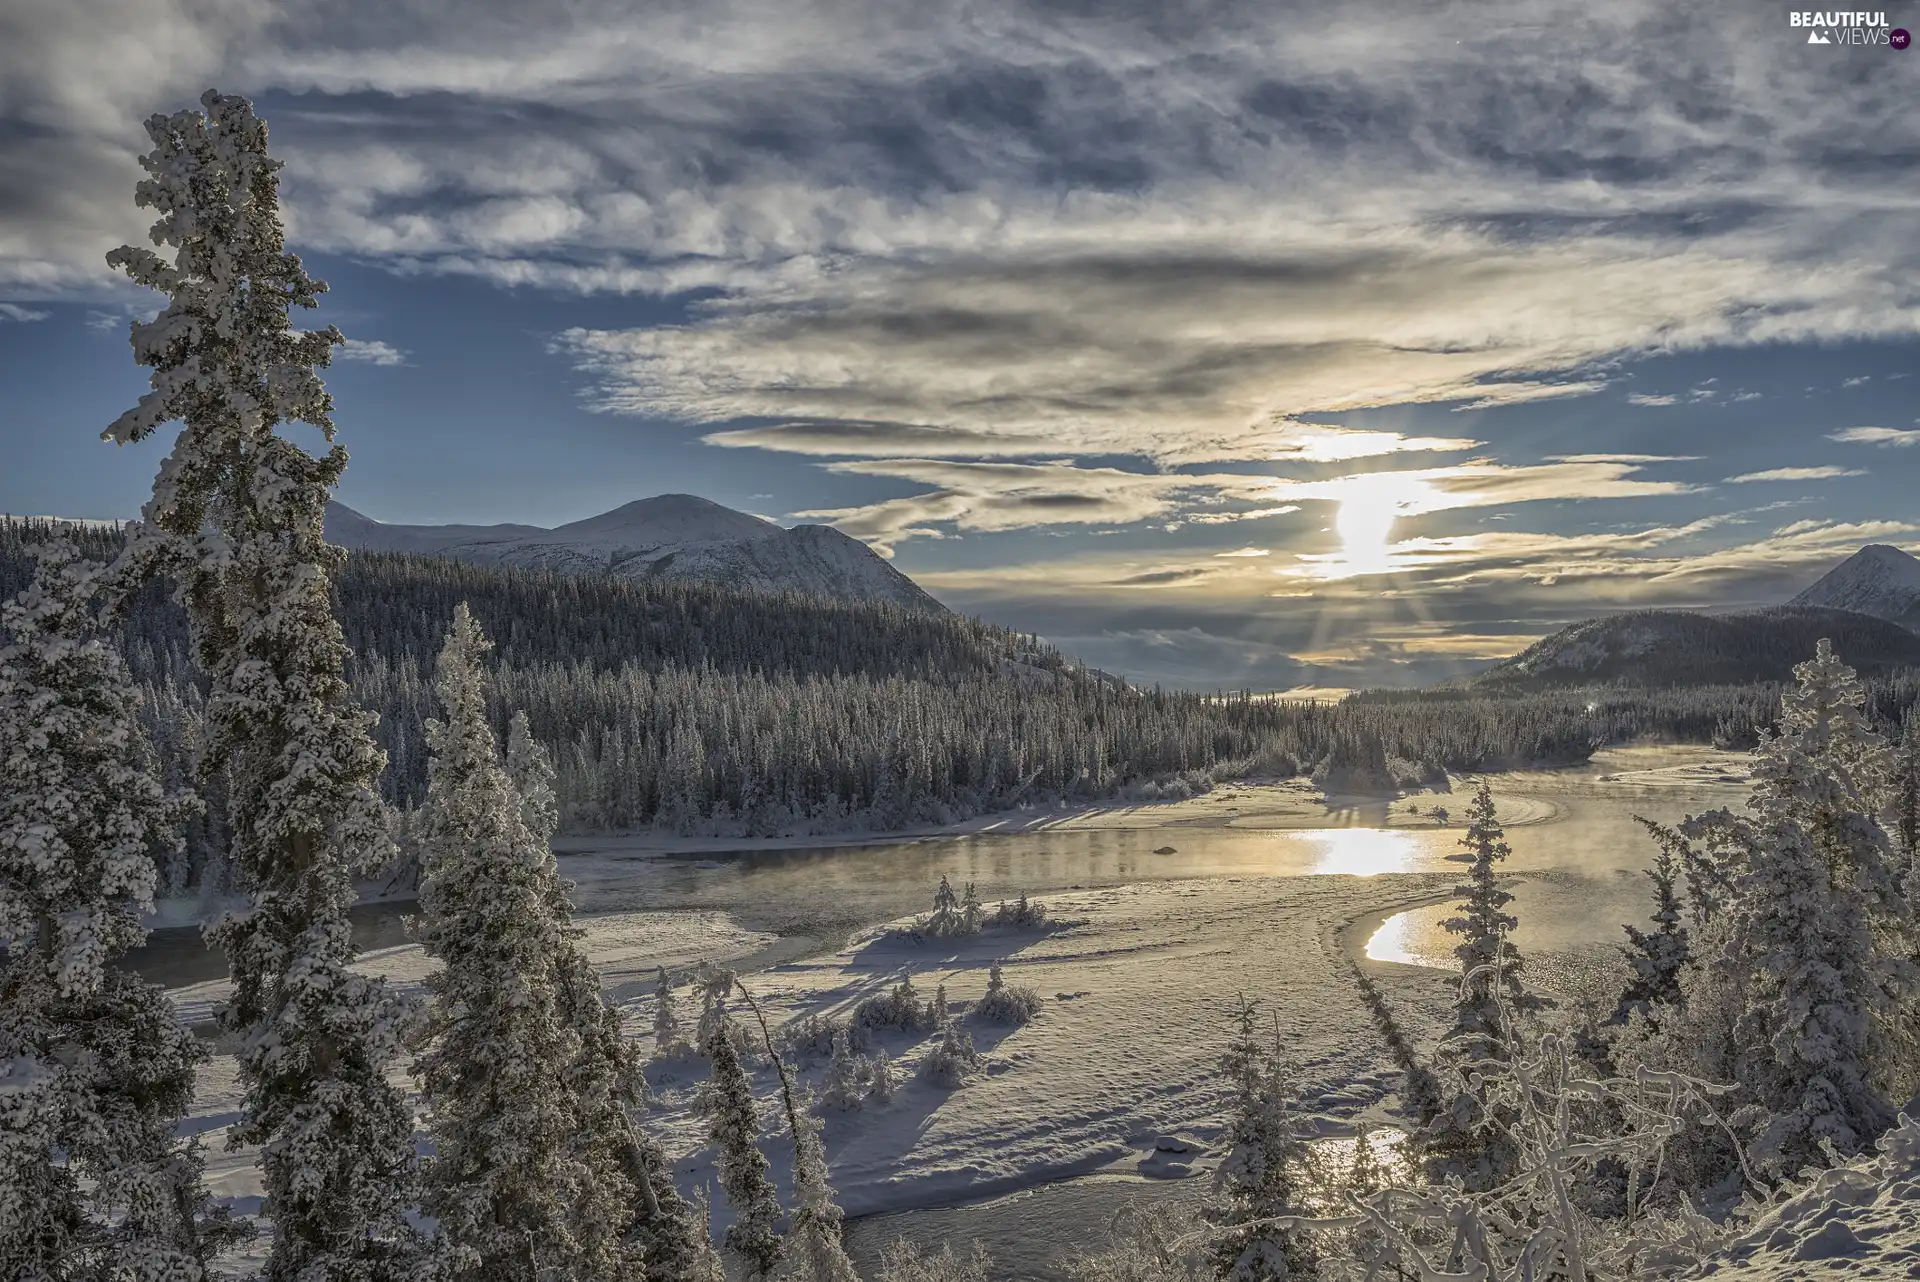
[547, 493, 778, 547]
[1786, 543, 1920, 630]
[324, 496, 945, 613]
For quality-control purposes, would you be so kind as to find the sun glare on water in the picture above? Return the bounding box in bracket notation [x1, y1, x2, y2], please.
[1304, 827, 1416, 876]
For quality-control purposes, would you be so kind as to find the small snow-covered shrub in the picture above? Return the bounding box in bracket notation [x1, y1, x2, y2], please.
[875, 1239, 991, 1282]
[865, 1051, 896, 1104]
[778, 1011, 846, 1061]
[917, 1026, 980, 1089]
[973, 964, 1041, 1027]
[987, 891, 1049, 929]
[914, 874, 985, 940]
[853, 975, 938, 1035]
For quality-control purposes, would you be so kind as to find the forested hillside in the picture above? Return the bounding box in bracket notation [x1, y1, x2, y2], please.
[1470, 605, 1920, 690]
[7, 518, 1917, 892]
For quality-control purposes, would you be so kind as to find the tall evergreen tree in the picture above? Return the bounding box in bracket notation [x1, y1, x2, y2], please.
[1893, 713, 1919, 870]
[418, 607, 704, 1281]
[1438, 782, 1543, 1062]
[1677, 640, 1915, 1174]
[700, 1024, 783, 1279]
[505, 709, 558, 843]
[0, 542, 241, 1278]
[1610, 818, 1692, 1033]
[1205, 998, 1315, 1281]
[103, 90, 425, 1278]
[1421, 782, 1543, 1191]
[414, 604, 591, 1280]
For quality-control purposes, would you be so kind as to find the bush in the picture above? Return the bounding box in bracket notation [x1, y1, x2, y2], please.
[778, 1011, 846, 1060]
[987, 891, 1049, 929]
[917, 1026, 980, 1089]
[972, 964, 1041, 1027]
[853, 975, 939, 1036]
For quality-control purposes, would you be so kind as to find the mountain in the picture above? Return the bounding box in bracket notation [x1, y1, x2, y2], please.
[1787, 544, 1920, 630]
[1470, 606, 1920, 691]
[323, 494, 947, 614]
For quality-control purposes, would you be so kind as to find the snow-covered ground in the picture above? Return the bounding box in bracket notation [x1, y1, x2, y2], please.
[175, 875, 1460, 1252]
[165, 742, 1788, 1271]
[1694, 1113, 1920, 1280]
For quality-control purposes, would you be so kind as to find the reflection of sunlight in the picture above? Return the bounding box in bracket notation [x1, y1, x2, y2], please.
[1365, 908, 1448, 968]
[1304, 828, 1414, 876]
[1309, 1128, 1411, 1184]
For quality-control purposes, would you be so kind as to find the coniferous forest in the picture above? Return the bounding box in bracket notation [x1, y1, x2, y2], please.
[9, 517, 1912, 893]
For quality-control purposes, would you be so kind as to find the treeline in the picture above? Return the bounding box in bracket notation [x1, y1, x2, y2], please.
[7, 517, 1918, 889]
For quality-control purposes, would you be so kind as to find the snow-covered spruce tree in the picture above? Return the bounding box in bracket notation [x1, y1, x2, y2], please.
[1419, 782, 1544, 1191]
[1893, 713, 1919, 870]
[973, 963, 1040, 1027]
[1204, 997, 1316, 1281]
[819, 1030, 863, 1112]
[422, 612, 703, 1281]
[505, 709, 559, 845]
[0, 542, 242, 1278]
[864, 1052, 895, 1104]
[104, 90, 425, 1278]
[414, 603, 603, 1280]
[732, 985, 860, 1282]
[1673, 640, 1914, 1175]
[654, 965, 691, 1060]
[1437, 782, 1545, 1063]
[1608, 817, 1692, 1034]
[961, 881, 983, 934]
[701, 1020, 783, 1279]
[926, 875, 962, 937]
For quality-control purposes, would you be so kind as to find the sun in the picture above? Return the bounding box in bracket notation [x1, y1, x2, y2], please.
[1335, 494, 1399, 577]
[1325, 472, 1430, 578]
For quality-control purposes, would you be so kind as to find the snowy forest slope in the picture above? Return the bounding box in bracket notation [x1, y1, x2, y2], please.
[325, 493, 948, 615]
[1469, 605, 1920, 690]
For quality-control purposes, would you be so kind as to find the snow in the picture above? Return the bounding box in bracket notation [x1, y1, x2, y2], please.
[323, 495, 946, 613]
[1787, 543, 1920, 624]
[172, 877, 1456, 1251]
[166, 909, 777, 1030]
[1693, 1113, 1920, 1279]
[638, 876, 1457, 1221]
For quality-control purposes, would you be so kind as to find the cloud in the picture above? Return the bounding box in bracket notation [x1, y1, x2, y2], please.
[1724, 465, 1866, 483]
[1215, 546, 1270, 558]
[1265, 421, 1480, 463]
[333, 337, 408, 366]
[1626, 392, 1680, 406]
[0, 303, 49, 322]
[1828, 426, 1920, 448]
[703, 421, 1052, 457]
[788, 457, 1286, 552]
[1261, 456, 1699, 522]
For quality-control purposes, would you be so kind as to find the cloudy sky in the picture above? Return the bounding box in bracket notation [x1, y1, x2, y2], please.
[2, 1, 1916, 688]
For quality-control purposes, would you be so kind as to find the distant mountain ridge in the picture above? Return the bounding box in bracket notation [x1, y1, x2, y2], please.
[324, 493, 946, 614]
[1470, 606, 1920, 691]
[1787, 543, 1920, 630]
